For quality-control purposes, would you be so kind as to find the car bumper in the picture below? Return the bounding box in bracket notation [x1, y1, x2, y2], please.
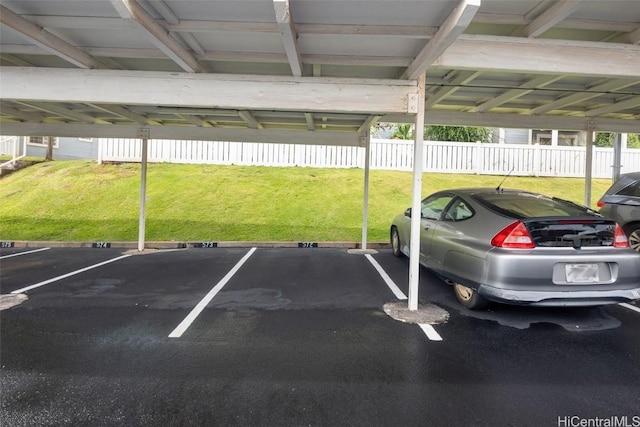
[478, 284, 640, 306]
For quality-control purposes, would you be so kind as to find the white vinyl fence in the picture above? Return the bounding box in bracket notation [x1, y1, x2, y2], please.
[99, 138, 640, 179]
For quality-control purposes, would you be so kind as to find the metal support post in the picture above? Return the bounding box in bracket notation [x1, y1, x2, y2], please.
[408, 74, 426, 311]
[584, 119, 596, 207]
[361, 131, 371, 251]
[138, 128, 150, 252]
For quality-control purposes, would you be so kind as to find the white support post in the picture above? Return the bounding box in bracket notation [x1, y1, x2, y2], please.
[138, 128, 150, 252]
[408, 74, 426, 311]
[361, 131, 371, 251]
[551, 130, 559, 146]
[584, 120, 596, 207]
[612, 133, 623, 182]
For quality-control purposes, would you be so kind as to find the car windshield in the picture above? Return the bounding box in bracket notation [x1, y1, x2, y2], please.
[473, 192, 590, 219]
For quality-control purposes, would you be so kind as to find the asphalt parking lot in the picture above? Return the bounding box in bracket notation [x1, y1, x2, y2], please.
[1, 246, 639, 426]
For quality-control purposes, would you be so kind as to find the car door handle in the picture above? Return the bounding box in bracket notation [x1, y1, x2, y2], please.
[423, 225, 430, 231]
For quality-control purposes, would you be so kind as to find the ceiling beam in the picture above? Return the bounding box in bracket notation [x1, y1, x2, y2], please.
[381, 111, 640, 133]
[109, 0, 201, 73]
[436, 35, 640, 78]
[520, 0, 582, 38]
[87, 103, 150, 125]
[0, 67, 417, 115]
[273, 0, 304, 77]
[0, 104, 45, 122]
[238, 110, 264, 129]
[0, 54, 33, 66]
[178, 114, 208, 127]
[15, 101, 106, 124]
[586, 98, 640, 116]
[357, 115, 382, 133]
[402, 0, 480, 80]
[528, 78, 639, 115]
[425, 70, 481, 109]
[627, 27, 640, 44]
[304, 113, 315, 131]
[0, 5, 100, 69]
[473, 75, 564, 112]
[0, 123, 363, 146]
[143, 0, 207, 57]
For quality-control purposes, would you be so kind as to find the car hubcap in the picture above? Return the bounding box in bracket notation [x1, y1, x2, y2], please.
[454, 283, 473, 302]
[629, 230, 640, 252]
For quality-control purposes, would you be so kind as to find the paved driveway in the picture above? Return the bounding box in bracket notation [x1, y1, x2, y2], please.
[1, 247, 639, 426]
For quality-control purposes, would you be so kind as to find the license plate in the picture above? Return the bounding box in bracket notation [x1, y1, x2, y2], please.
[565, 263, 599, 283]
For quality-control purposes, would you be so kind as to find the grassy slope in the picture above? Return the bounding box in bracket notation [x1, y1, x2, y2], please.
[0, 160, 612, 242]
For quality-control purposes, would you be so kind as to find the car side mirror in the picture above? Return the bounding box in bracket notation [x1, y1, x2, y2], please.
[405, 208, 412, 217]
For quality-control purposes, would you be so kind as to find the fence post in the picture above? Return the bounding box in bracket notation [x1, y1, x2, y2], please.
[533, 143, 540, 177]
[474, 141, 482, 174]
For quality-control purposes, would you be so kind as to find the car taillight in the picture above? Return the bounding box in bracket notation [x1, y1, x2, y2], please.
[614, 224, 629, 248]
[596, 200, 605, 208]
[491, 221, 535, 249]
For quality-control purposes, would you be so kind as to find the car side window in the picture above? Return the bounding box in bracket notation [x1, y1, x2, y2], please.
[421, 195, 454, 220]
[617, 180, 640, 197]
[443, 198, 474, 222]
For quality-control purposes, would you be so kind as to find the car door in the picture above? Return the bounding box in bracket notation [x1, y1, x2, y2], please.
[419, 194, 455, 266]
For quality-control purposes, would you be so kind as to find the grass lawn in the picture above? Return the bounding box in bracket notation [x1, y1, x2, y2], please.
[0, 160, 612, 242]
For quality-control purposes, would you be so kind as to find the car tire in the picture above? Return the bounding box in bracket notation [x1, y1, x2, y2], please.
[390, 226, 402, 257]
[624, 224, 640, 252]
[453, 282, 488, 310]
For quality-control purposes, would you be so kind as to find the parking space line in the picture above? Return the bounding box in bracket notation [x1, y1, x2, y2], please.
[364, 254, 407, 300]
[365, 254, 443, 341]
[620, 303, 640, 314]
[419, 324, 443, 341]
[10, 254, 132, 294]
[168, 247, 257, 338]
[0, 247, 50, 259]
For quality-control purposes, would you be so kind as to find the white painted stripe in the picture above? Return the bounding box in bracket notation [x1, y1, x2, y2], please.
[169, 247, 257, 338]
[0, 247, 50, 259]
[10, 254, 132, 294]
[419, 324, 443, 341]
[620, 303, 640, 314]
[365, 253, 408, 300]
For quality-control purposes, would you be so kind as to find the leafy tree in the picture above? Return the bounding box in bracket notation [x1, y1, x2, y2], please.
[595, 132, 640, 148]
[392, 124, 414, 140]
[424, 125, 494, 143]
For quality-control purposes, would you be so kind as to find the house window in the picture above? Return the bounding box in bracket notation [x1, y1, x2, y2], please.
[27, 136, 59, 148]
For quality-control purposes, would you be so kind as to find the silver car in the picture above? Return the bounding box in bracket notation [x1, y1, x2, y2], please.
[597, 172, 640, 252]
[390, 188, 640, 309]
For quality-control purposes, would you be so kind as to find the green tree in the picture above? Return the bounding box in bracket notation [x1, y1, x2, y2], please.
[595, 132, 640, 148]
[391, 124, 414, 140]
[424, 125, 494, 143]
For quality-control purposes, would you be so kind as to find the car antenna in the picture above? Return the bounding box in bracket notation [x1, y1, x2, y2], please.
[496, 167, 515, 192]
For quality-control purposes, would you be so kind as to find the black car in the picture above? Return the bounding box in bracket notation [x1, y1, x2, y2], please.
[597, 172, 640, 252]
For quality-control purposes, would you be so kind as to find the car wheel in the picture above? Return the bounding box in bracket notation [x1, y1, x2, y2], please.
[453, 282, 488, 310]
[390, 226, 402, 257]
[624, 225, 640, 252]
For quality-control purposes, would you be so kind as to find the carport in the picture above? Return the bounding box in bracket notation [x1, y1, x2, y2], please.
[1, 0, 639, 310]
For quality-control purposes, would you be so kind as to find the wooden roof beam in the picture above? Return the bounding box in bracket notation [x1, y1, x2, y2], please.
[0, 5, 100, 69]
[473, 75, 563, 113]
[425, 70, 481, 109]
[520, 0, 582, 38]
[273, 0, 303, 77]
[239, 110, 264, 129]
[110, 0, 201, 73]
[402, 0, 480, 80]
[528, 78, 639, 115]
